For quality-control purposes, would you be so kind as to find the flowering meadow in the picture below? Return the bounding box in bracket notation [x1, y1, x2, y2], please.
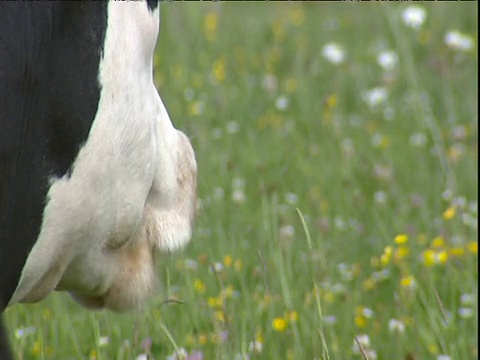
[4, 3, 478, 359]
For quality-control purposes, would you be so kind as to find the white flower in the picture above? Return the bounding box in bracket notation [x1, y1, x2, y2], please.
[14, 326, 36, 339]
[362, 308, 375, 318]
[232, 177, 246, 189]
[362, 87, 388, 110]
[374, 191, 388, 205]
[458, 307, 474, 319]
[226, 121, 240, 134]
[322, 42, 346, 64]
[353, 334, 371, 352]
[437, 355, 452, 360]
[279, 225, 295, 238]
[275, 95, 289, 111]
[409, 132, 427, 147]
[388, 319, 406, 333]
[99, 336, 110, 347]
[377, 50, 398, 71]
[444, 30, 474, 52]
[248, 340, 263, 354]
[402, 6, 427, 30]
[232, 189, 246, 204]
[136, 354, 148, 360]
[285, 192, 299, 205]
[460, 293, 476, 306]
[262, 74, 278, 93]
[323, 315, 337, 325]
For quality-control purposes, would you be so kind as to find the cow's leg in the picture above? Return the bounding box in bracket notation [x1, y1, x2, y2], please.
[0, 315, 12, 360]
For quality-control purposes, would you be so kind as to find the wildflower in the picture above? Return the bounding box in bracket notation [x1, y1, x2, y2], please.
[262, 74, 278, 93]
[460, 293, 476, 306]
[458, 307, 474, 319]
[285, 192, 299, 205]
[363, 87, 388, 110]
[136, 354, 148, 360]
[203, 12, 218, 42]
[207, 297, 223, 308]
[98, 336, 109, 347]
[214, 310, 225, 322]
[14, 326, 36, 339]
[437, 251, 448, 264]
[210, 262, 224, 273]
[286, 310, 298, 322]
[409, 132, 427, 147]
[388, 319, 406, 333]
[400, 275, 416, 289]
[353, 334, 377, 359]
[275, 95, 289, 111]
[437, 355, 452, 360]
[272, 317, 288, 332]
[374, 191, 388, 205]
[355, 315, 367, 328]
[188, 100, 205, 117]
[279, 225, 295, 239]
[422, 249, 447, 266]
[467, 241, 478, 254]
[248, 340, 263, 354]
[232, 189, 246, 204]
[431, 236, 446, 248]
[321, 42, 346, 64]
[394, 234, 409, 245]
[377, 50, 398, 71]
[448, 247, 465, 257]
[401, 6, 427, 30]
[197, 334, 208, 345]
[223, 254, 233, 267]
[194, 279, 206, 294]
[226, 121, 240, 134]
[290, 9, 305, 27]
[444, 30, 474, 52]
[380, 246, 393, 266]
[212, 57, 226, 83]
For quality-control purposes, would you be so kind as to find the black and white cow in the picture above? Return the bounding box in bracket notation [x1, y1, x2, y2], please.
[0, 1, 197, 357]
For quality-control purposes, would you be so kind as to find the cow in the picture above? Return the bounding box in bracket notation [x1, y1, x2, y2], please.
[0, 1, 197, 357]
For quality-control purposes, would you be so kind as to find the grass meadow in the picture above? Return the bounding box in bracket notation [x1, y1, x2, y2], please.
[4, 3, 478, 359]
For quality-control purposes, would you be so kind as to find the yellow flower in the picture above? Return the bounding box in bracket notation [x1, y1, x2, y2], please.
[363, 277, 376, 291]
[431, 236, 445, 248]
[194, 279, 206, 294]
[394, 234, 409, 244]
[285, 311, 298, 322]
[255, 330, 264, 343]
[448, 247, 465, 257]
[443, 206, 457, 220]
[223, 254, 233, 267]
[196, 333, 207, 345]
[437, 251, 448, 264]
[214, 310, 225, 322]
[428, 343, 439, 354]
[323, 291, 335, 303]
[290, 9, 305, 27]
[380, 246, 393, 266]
[467, 241, 478, 254]
[394, 246, 410, 260]
[422, 249, 437, 267]
[207, 297, 223, 308]
[212, 57, 226, 83]
[400, 275, 416, 289]
[234, 259, 243, 271]
[354, 315, 367, 328]
[272, 317, 288, 332]
[203, 12, 218, 41]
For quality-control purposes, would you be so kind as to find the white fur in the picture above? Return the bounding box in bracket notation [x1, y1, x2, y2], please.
[8, 1, 197, 311]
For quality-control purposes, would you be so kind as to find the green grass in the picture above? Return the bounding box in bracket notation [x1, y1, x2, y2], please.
[5, 3, 478, 359]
